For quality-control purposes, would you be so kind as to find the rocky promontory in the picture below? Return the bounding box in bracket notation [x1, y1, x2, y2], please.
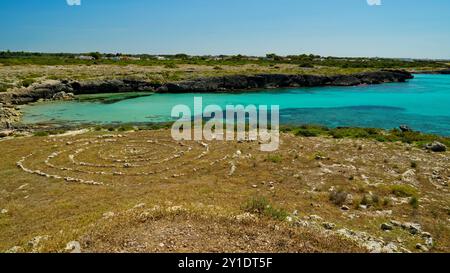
[0, 70, 413, 105]
[157, 70, 413, 93]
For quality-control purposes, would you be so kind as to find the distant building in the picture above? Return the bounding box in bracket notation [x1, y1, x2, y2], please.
[120, 56, 141, 61]
[126, 57, 141, 61]
[76, 55, 95, 60]
[108, 56, 121, 61]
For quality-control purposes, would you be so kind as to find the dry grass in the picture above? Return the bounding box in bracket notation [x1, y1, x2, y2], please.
[0, 129, 449, 253]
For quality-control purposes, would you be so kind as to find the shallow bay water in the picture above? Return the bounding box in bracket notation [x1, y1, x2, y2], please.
[22, 74, 450, 136]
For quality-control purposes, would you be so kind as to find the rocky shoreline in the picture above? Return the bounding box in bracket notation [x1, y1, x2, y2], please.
[418, 69, 450, 75]
[0, 70, 413, 128]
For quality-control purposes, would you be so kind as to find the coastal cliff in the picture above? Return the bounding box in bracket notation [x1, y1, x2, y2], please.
[0, 70, 413, 105]
[158, 70, 413, 93]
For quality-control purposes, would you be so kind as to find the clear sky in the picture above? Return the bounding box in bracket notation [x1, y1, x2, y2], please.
[1, 0, 449, 59]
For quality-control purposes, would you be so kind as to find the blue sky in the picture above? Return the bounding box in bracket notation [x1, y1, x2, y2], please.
[1, 0, 449, 58]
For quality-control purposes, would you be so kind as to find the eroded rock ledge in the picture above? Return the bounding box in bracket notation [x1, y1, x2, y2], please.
[0, 70, 413, 105]
[0, 70, 413, 128]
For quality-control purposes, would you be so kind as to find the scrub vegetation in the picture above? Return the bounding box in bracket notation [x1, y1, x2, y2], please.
[0, 128, 448, 253]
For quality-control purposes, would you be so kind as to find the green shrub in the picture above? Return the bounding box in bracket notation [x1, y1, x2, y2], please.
[0, 83, 12, 92]
[118, 125, 135, 132]
[21, 78, 35, 87]
[242, 196, 288, 220]
[33, 131, 49, 137]
[360, 195, 370, 206]
[330, 128, 378, 139]
[295, 129, 319, 137]
[265, 206, 289, 221]
[409, 196, 420, 209]
[391, 185, 418, 198]
[372, 194, 380, 205]
[243, 196, 269, 215]
[329, 190, 348, 206]
[164, 63, 178, 69]
[267, 154, 282, 163]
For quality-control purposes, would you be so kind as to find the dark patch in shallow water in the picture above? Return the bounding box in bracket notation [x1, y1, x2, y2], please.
[280, 106, 450, 136]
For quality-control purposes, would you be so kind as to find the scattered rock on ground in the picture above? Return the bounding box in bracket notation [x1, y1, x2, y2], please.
[0, 130, 14, 138]
[322, 222, 336, 230]
[402, 222, 422, 235]
[27, 235, 49, 249]
[425, 141, 447, 152]
[6, 246, 23, 253]
[381, 223, 394, 231]
[415, 243, 429, 252]
[402, 169, 418, 184]
[102, 211, 115, 219]
[65, 241, 81, 253]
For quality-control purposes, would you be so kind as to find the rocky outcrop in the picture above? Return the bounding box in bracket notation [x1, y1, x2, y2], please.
[435, 69, 450, 74]
[157, 70, 413, 93]
[0, 70, 413, 105]
[0, 79, 160, 105]
[419, 69, 450, 75]
[52, 91, 75, 101]
[425, 141, 447, 152]
[0, 70, 413, 128]
[70, 79, 157, 95]
[0, 103, 21, 129]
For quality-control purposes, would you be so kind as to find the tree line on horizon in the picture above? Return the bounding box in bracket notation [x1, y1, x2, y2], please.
[0, 50, 448, 69]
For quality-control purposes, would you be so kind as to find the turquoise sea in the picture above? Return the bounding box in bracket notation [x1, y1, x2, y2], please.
[22, 74, 450, 136]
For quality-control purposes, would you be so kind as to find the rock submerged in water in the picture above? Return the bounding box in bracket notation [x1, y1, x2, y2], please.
[52, 91, 75, 101]
[425, 141, 447, 152]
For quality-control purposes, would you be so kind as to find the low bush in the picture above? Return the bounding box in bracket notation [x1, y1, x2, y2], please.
[242, 196, 288, 220]
[21, 78, 35, 87]
[409, 196, 420, 209]
[391, 184, 419, 198]
[329, 190, 348, 206]
[33, 131, 49, 137]
[267, 154, 282, 163]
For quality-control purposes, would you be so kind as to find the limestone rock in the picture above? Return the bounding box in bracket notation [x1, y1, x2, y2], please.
[65, 241, 81, 253]
[425, 142, 447, 152]
[52, 91, 75, 101]
[381, 223, 394, 231]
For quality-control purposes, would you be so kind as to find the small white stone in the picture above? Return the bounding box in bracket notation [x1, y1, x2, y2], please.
[65, 241, 81, 253]
[102, 211, 115, 218]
